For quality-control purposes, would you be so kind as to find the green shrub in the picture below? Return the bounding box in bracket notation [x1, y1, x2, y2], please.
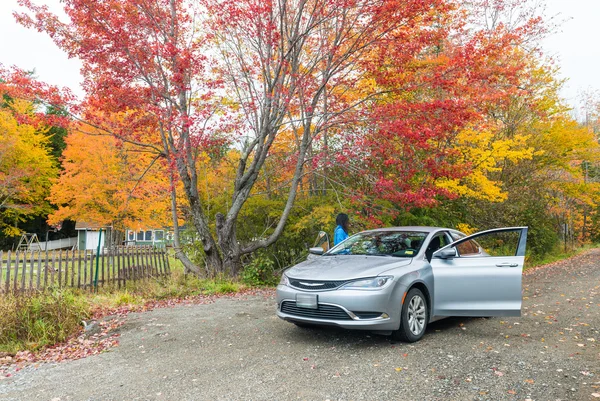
[215, 281, 240, 294]
[241, 253, 278, 286]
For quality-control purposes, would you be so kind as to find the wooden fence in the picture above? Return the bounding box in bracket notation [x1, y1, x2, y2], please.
[0, 246, 170, 294]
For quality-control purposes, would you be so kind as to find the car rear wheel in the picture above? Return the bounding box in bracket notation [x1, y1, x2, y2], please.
[392, 288, 428, 342]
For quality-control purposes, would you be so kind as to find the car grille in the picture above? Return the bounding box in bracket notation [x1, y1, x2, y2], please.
[280, 301, 352, 320]
[288, 279, 347, 291]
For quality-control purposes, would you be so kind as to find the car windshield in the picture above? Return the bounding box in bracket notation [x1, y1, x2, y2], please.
[326, 231, 428, 257]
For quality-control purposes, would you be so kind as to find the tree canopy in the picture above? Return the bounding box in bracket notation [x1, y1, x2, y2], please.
[1, 0, 598, 273]
[0, 98, 57, 236]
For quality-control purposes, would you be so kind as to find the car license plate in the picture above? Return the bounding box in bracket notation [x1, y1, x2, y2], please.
[296, 294, 318, 309]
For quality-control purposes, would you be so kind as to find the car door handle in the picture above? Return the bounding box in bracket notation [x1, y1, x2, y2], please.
[496, 262, 519, 267]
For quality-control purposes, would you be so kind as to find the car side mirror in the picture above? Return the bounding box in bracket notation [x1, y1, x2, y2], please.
[309, 247, 324, 255]
[434, 248, 456, 259]
[313, 231, 330, 252]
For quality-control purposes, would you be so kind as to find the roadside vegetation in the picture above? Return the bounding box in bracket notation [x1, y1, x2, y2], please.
[526, 243, 600, 269]
[0, 289, 89, 354]
[0, 258, 249, 354]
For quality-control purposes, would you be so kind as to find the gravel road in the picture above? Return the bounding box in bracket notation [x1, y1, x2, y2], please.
[1, 250, 598, 401]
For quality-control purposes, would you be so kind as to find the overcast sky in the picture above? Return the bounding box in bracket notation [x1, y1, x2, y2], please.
[1, 0, 599, 111]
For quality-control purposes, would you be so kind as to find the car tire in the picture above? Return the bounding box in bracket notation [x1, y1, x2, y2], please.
[392, 288, 428, 342]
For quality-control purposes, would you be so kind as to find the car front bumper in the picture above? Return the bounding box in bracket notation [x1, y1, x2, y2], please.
[276, 283, 406, 332]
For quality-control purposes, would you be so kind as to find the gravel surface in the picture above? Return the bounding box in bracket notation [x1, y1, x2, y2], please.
[0, 250, 598, 401]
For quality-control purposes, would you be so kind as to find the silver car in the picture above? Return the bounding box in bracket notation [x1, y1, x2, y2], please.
[276, 226, 528, 342]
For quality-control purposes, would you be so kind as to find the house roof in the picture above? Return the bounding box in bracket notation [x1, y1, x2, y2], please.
[75, 221, 110, 230]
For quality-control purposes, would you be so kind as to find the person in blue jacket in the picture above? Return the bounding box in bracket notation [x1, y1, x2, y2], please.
[334, 213, 350, 245]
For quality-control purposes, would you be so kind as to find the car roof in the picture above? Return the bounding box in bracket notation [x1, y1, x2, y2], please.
[360, 226, 455, 234]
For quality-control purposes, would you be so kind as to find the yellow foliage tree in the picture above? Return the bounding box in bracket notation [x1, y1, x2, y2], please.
[0, 99, 57, 236]
[437, 125, 535, 202]
[532, 116, 600, 241]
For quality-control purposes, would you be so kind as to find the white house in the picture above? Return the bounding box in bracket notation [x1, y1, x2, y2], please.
[125, 227, 172, 247]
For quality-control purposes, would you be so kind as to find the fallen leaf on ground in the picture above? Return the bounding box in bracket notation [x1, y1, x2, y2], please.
[0, 289, 277, 370]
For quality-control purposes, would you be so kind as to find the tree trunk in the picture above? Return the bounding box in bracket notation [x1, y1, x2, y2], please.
[216, 213, 242, 276]
[172, 144, 224, 274]
[221, 244, 242, 277]
[188, 202, 223, 274]
[168, 177, 203, 275]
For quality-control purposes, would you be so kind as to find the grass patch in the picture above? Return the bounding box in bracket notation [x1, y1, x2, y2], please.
[85, 259, 247, 307]
[0, 258, 249, 354]
[0, 289, 91, 354]
[526, 243, 599, 269]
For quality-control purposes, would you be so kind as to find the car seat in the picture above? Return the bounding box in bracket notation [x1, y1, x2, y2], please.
[425, 236, 441, 262]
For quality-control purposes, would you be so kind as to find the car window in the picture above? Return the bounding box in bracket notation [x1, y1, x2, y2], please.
[425, 234, 451, 261]
[475, 230, 521, 257]
[313, 231, 330, 251]
[327, 231, 428, 257]
[449, 231, 465, 241]
[440, 233, 451, 247]
[456, 239, 481, 256]
[448, 231, 481, 256]
[452, 230, 522, 257]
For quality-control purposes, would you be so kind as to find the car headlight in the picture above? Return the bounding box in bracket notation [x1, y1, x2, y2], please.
[279, 274, 289, 286]
[340, 276, 392, 290]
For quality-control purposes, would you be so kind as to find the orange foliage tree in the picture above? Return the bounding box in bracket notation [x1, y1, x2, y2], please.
[48, 120, 173, 233]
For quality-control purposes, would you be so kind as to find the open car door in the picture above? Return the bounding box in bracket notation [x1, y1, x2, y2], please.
[430, 227, 528, 317]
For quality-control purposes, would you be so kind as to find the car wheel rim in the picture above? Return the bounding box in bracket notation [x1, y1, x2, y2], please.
[407, 295, 426, 335]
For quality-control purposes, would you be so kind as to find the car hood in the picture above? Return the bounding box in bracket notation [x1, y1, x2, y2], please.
[285, 255, 413, 281]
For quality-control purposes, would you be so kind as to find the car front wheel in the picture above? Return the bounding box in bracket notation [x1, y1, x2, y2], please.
[392, 288, 428, 342]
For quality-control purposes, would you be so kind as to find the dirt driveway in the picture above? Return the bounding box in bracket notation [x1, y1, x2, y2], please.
[1, 250, 598, 401]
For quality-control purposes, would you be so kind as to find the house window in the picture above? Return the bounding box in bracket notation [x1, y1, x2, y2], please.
[154, 230, 164, 241]
[128, 231, 135, 241]
[145, 230, 152, 241]
[137, 231, 144, 241]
